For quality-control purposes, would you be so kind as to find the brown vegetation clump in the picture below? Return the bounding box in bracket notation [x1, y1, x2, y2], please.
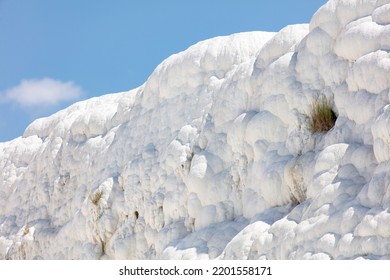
[308, 97, 337, 133]
[91, 190, 103, 206]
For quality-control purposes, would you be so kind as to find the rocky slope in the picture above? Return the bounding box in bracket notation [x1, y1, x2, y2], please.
[1, 0, 390, 259]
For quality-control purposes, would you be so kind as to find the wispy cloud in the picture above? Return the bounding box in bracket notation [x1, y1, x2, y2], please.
[2, 77, 84, 108]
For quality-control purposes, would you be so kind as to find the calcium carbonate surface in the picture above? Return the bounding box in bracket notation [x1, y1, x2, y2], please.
[1, 0, 390, 259]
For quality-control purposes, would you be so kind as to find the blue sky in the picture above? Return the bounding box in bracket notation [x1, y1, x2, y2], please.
[0, 0, 327, 142]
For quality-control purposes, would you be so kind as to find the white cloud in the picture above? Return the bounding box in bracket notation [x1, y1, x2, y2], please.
[3, 78, 84, 107]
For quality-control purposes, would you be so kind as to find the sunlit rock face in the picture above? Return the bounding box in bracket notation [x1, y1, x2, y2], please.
[1, 0, 390, 260]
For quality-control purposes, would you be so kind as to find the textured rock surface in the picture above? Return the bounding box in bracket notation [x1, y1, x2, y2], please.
[1, 0, 390, 259]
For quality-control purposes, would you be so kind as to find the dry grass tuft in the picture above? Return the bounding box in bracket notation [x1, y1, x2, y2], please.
[91, 190, 103, 206]
[308, 96, 337, 133]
